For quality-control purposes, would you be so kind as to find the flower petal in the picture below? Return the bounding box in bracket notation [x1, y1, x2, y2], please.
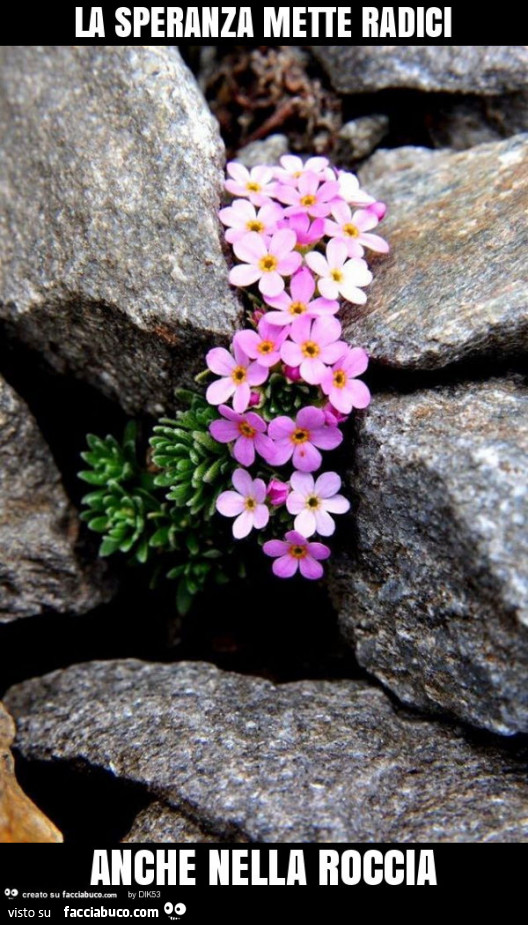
[294, 509, 317, 538]
[206, 378, 235, 406]
[299, 555, 324, 580]
[229, 264, 261, 288]
[263, 539, 290, 557]
[273, 555, 299, 578]
[233, 510, 254, 539]
[206, 347, 234, 376]
[216, 491, 245, 517]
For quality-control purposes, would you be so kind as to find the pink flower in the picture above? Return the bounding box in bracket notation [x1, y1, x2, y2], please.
[286, 471, 350, 538]
[368, 201, 387, 221]
[235, 319, 289, 368]
[305, 238, 372, 305]
[280, 315, 347, 385]
[274, 155, 333, 186]
[267, 479, 289, 507]
[263, 267, 338, 327]
[225, 162, 275, 206]
[263, 530, 330, 579]
[218, 199, 284, 244]
[206, 341, 268, 414]
[323, 403, 349, 426]
[229, 229, 302, 298]
[209, 405, 275, 466]
[283, 364, 302, 382]
[321, 347, 371, 415]
[275, 171, 339, 219]
[337, 170, 376, 207]
[216, 469, 269, 539]
[268, 406, 343, 472]
[279, 212, 325, 247]
[325, 202, 389, 256]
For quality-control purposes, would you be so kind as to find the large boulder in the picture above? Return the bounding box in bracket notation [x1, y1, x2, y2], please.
[347, 134, 528, 371]
[312, 46, 528, 95]
[332, 379, 528, 735]
[0, 46, 240, 416]
[6, 659, 528, 842]
[0, 374, 110, 622]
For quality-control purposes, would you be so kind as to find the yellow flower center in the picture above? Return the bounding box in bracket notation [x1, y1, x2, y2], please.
[239, 421, 256, 438]
[302, 341, 320, 359]
[333, 370, 347, 388]
[231, 366, 247, 384]
[300, 195, 317, 207]
[343, 223, 359, 237]
[330, 269, 344, 283]
[246, 181, 261, 193]
[289, 544, 308, 559]
[291, 428, 309, 444]
[289, 301, 307, 315]
[258, 340, 274, 355]
[245, 496, 257, 511]
[307, 495, 320, 509]
[247, 219, 264, 232]
[259, 255, 278, 273]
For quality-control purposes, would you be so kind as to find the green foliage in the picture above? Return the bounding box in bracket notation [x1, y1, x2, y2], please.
[150, 391, 232, 518]
[79, 397, 241, 615]
[260, 372, 321, 421]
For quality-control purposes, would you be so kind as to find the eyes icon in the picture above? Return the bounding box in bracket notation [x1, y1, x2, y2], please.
[4, 889, 19, 898]
[164, 902, 186, 916]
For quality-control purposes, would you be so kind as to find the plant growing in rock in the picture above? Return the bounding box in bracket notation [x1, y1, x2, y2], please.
[80, 155, 388, 612]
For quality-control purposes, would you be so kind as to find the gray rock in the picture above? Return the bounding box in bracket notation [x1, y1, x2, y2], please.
[236, 135, 289, 168]
[122, 802, 220, 844]
[312, 46, 528, 95]
[358, 145, 444, 186]
[336, 115, 389, 165]
[332, 379, 528, 735]
[0, 46, 240, 416]
[428, 94, 528, 152]
[429, 99, 504, 151]
[346, 134, 528, 370]
[6, 659, 528, 842]
[0, 375, 110, 622]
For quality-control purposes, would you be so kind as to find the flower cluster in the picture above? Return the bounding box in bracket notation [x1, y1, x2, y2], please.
[205, 155, 388, 580]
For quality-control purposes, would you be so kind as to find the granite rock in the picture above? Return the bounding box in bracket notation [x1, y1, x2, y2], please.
[311, 46, 528, 95]
[0, 46, 240, 416]
[336, 115, 389, 165]
[332, 379, 528, 735]
[122, 801, 220, 844]
[236, 135, 289, 168]
[0, 702, 62, 842]
[346, 135, 528, 370]
[358, 145, 444, 185]
[0, 375, 110, 622]
[6, 660, 528, 842]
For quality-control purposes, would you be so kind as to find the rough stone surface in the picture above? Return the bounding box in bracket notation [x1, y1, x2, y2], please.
[6, 659, 528, 843]
[336, 115, 389, 165]
[358, 145, 443, 185]
[332, 379, 528, 736]
[0, 46, 240, 416]
[122, 802, 219, 844]
[1, 702, 62, 842]
[428, 94, 528, 152]
[311, 46, 528, 95]
[345, 134, 528, 370]
[236, 135, 289, 168]
[0, 375, 110, 622]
